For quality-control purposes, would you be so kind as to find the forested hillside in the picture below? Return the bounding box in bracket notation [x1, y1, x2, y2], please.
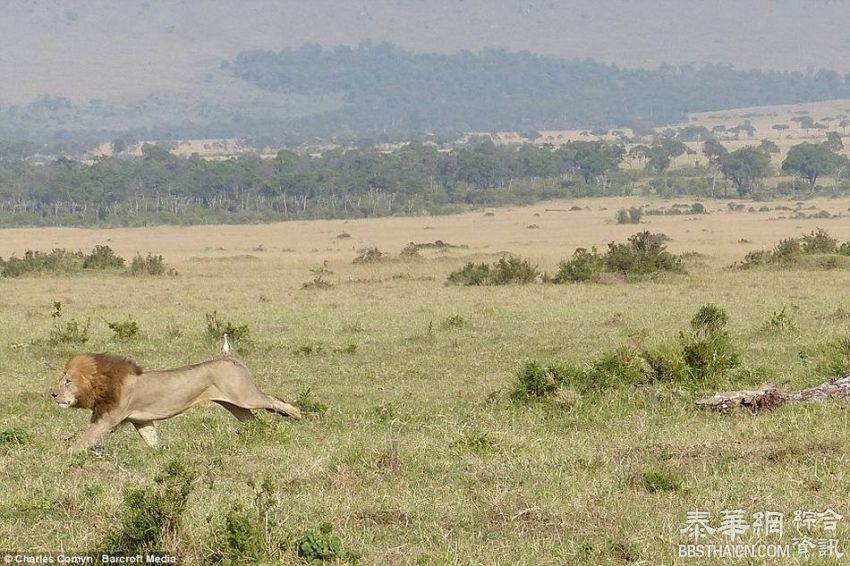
[231, 43, 850, 137]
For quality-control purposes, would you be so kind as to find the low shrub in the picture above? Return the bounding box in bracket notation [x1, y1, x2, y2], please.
[0, 428, 30, 446]
[604, 231, 684, 276]
[103, 459, 196, 554]
[510, 305, 741, 398]
[83, 245, 125, 270]
[552, 247, 604, 283]
[447, 256, 540, 286]
[510, 361, 564, 402]
[815, 336, 850, 377]
[295, 386, 328, 416]
[580, 346, 651, 392]
[640, 467, 683, 493]
[441, 314, 466, 328]
[801, 228, 838, 254]
[642, 343, 689, 382]
[107, 317, 140, 340]
[738, 229, 850, 269]
[48, 319, 90, 346]
[129, 253, 175, 276]
[295, 523, 346, 563]
[204, 311, 250, 344]
[763, 306, 796, 333]
[353, 247, 384, 264]
[616, 207, 642, 224]
[222, 507, 264, 560]
[302, 276, 333, 289]
[679, 304, 739, 381]
[0, 249, 83, 277]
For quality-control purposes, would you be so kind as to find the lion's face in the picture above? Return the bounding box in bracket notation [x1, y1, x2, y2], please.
[51, 372, 82, 408]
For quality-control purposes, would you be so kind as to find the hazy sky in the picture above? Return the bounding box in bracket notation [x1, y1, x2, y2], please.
[2, 0, 849, 103]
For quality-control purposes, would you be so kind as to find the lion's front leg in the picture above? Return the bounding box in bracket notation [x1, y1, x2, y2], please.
[70, 416, 121, 454]
[133, 421, 159, 448]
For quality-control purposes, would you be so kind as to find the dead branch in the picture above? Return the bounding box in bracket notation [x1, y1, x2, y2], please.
[696, 375, 850, 413]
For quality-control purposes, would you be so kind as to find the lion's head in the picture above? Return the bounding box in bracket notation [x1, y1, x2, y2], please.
[51, 353, 142, 417]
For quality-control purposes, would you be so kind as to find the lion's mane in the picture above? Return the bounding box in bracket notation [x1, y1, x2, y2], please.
[65, 353, 142, 417]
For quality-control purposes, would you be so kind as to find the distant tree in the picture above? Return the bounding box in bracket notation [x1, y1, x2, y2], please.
[676, 125, 713, 142]
[627, 144, 650, 168]
[702, 139, 728, 166]
[841, 119, 850, 135]
[557, 141, 625, 184]
[718, 146, 772, 196]
[782, 142, 845, 189]
[771, 124, 789, 138]
[758, 139, 780, 154]
[791, 115, 815, 135]
[729, 121, 756, 140]
[645, 138, 687, 172]
[825, 131, 844, 152]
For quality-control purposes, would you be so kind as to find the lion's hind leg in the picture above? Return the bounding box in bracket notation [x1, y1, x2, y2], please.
[214, 400, 256, 422]
[264, 395, 302, 420]
[212, 378, 302, 420]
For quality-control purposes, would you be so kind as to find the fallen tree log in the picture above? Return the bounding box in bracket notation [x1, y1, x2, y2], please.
[696, 375, 850, 413]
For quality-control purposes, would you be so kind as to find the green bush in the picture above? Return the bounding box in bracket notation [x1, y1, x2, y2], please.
[82, 245, 125, 270]
[48, 319, 90, 346]
[107, 317, 140, 340]
[616, 207, 642, 224]
[690, 304, 728, 334]
[680, 304, 739, 381]
[204, 311, 250, 344]
[640, 467, 683, 493]
[604, 231, 683, 276]
[223, 506, 265, 561]
[510, 361, 564, 402]
[738, 229, 850, 269]
[581, 346, 651, 391]
[446, 262, 492, 285]
[0, 249, 83, 277]
[104, 459, 196, 554]
[764, 306, 796, 332]
[801, 228, 838, 254]
[815, 336, 850, 377]
[447, 256, 539, 285]
[353, 247, 384, 264]
[552, 247, 604, 283]
[0, 428, 30, 446]
[642, 343, 689, 383]
[441, 314, 466, 328]
[296, 386, 328, 416]
[302, 276, 333, 289]
[295, 523, 345, 563]
[129, 253, 174, 276]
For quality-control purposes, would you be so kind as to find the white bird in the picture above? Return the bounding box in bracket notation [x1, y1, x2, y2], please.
[222, 333, 233, 355]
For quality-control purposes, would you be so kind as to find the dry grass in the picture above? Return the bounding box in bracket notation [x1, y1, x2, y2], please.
[2, 196, 850, 563]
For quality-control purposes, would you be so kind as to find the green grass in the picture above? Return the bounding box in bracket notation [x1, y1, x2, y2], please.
[3, 200, 850, 563]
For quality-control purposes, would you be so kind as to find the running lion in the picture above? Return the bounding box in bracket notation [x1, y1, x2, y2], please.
[50, 348, 301, 453]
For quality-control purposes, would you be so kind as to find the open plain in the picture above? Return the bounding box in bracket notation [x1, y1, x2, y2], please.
[2, 196, 850, 563]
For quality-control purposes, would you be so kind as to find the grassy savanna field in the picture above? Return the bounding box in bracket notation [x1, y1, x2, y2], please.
[3, 196, 850, 564]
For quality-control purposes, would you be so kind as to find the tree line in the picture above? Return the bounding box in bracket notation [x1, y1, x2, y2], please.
[0, 136, 846, 226]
